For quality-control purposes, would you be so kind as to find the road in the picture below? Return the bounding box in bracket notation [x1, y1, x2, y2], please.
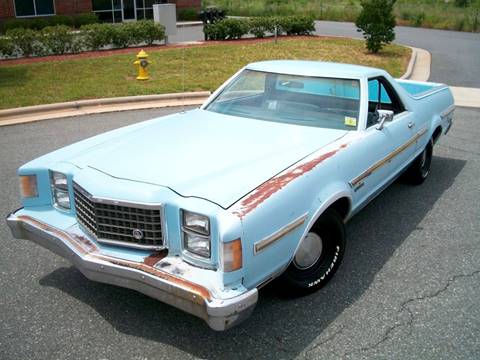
[312, 21, 480, 88]
[1, 104, 479, 359]
[173, 22, 480, 88]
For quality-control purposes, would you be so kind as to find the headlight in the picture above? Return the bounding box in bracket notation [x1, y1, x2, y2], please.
[184, 231, 210, 258]
[182, 210, 210, 258]
[19, 175, 38, 198]
[183, 210, 210, 235]
[50, 171, 70, 210]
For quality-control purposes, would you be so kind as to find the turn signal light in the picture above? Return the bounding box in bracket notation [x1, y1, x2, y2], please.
[223, 238, 242, 272]
[19, 175, 38, 198]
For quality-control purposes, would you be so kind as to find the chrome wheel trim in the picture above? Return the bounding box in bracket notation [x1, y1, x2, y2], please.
[293, 232, 323, 270]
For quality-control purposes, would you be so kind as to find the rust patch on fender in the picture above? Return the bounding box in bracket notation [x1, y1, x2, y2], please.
[233, 143, 348, 219]
[143, 250, 168, 267]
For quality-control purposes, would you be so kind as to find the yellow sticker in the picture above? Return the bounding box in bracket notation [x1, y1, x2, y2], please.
[344, 116, 357, 127]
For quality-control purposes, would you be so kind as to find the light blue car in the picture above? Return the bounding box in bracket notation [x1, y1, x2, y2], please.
[7, 61, 455, 330]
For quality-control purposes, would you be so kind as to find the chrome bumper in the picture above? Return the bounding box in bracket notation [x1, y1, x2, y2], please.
[6, 210, 258, 331]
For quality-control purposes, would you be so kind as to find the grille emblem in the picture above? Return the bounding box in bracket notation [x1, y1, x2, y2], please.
[132, 229, 144, 240]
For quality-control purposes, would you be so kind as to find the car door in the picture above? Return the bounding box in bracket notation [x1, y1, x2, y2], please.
[347, 77, 416, 209]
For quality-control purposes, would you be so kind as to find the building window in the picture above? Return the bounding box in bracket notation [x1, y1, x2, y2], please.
[92, 0, 155, 22]
[15, 0, 55, 17]
[136, 0, 154, 20]
[92, 0, 122, 23]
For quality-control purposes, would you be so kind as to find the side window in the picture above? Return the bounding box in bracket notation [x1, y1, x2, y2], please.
[367, 77, 405, 127]
[368, 79, 392, 104]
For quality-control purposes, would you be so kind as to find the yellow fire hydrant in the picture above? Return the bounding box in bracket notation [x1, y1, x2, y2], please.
[134, 50, 150, 81]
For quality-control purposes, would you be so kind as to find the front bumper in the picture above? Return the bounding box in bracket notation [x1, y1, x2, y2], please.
[6, 210, 258, 331]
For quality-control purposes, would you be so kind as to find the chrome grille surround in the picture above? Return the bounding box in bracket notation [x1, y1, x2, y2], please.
[73, 182, 166, 250]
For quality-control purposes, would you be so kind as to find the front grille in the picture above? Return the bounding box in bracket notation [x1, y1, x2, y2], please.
[73, 183, 164, 249]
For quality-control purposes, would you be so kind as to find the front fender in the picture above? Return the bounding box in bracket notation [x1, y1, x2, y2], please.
[289, 182, 352, 266]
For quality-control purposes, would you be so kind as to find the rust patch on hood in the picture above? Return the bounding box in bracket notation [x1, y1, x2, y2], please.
[233, 143, 348, 219]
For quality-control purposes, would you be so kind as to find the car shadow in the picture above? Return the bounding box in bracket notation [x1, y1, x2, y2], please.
[39, 155, 465, 359]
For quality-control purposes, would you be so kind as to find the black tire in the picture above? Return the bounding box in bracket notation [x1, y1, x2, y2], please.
[404, 139, 433, 185]
[280, 209, 346, 295]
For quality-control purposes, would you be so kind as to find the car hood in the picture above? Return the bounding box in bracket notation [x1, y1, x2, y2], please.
[67, 109, 346, 208]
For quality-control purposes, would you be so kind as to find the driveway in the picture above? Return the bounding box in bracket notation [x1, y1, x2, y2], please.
[313, 21, 480, 88]
[1, 105, 479, 359]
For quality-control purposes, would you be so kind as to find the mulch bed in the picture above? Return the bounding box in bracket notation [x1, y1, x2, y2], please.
[0, 35, 334, 66]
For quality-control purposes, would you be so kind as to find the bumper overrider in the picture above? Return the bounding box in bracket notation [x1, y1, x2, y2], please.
[6, 210, 258, 331]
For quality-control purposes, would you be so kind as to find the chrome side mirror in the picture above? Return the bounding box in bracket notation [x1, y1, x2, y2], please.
[376, 109, 394, 130]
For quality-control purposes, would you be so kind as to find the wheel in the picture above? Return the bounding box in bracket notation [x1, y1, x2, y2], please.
[280, 209, 346, 295]
[404, 139, 433, 185]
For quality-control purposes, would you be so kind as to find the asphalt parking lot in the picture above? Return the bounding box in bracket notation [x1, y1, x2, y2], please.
[0, 104, 479, 359]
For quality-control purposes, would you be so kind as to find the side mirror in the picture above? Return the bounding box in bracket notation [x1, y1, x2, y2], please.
[376, 109, 394, 130]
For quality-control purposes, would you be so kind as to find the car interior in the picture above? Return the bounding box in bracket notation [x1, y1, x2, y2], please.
[367, 77, 406, 127]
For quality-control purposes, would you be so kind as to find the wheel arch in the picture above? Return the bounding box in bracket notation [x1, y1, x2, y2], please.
[288, 187, 352, 265]
[432, 125, 443, 144]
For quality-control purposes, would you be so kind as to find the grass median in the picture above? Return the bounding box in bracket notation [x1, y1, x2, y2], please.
[0, 37, 411, 110]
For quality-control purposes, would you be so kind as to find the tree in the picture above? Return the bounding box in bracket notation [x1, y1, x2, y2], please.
[355, 0, 396, 53]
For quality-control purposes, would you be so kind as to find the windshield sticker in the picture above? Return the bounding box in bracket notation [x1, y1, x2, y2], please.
[344, 117, 357, 127]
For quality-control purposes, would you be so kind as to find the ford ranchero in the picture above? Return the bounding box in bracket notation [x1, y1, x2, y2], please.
[7, 61, 454, 330]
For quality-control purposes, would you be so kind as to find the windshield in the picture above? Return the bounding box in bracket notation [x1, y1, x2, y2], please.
[205, 70, 361, 130]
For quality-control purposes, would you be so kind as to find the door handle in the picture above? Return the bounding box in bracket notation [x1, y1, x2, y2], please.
[408, 122, 415, 129]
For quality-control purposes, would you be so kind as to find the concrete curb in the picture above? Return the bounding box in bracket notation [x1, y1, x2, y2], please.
[0, 92, 211, 127]
[177, 21, 203, 28]
[400, 47, 417, 79]
[406, 47, 431, 82]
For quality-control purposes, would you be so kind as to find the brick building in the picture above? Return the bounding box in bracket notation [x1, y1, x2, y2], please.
[0, 0, 201, 22]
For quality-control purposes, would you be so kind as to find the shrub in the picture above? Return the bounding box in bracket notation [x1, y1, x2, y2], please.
[204, 15, 314, 40]
[248, 17, 276, 38]
[5, 28, 42, 57]
[277, 15, 315, 35]
[111, 24, 133, 48]
[199, 6, 227, 25]
[28, 18, 50, 30]
[177, 8, 199, 21]
[2, 14, 98, 33]
[73, 13, 99, 28]
[356, 0, 396, 53]
[49, 15, 73, 27]
[0, 36, 16, 57]
[455, 0, 470, 7]
[81, 23, 115, 50]
[3, 18, 30, 32]
[41, 25, 75, 54]
[129, 20, 165, 45]
[204, 18, 249, 40]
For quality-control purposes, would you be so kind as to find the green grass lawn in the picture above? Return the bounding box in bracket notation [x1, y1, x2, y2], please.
[0, 38, 411, 110]
[204, 0, 480, 32]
